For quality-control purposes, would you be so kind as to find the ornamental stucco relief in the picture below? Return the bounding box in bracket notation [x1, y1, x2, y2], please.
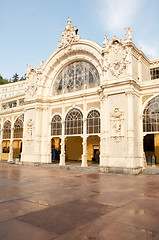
[27, 119, 34, 140]
[58, 17, 80, 49]
[110, 107, 124, 142]
[100, 29, 132, 78]
[25, 64, 42, 98]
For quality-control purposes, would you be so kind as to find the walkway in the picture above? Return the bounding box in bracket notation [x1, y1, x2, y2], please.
[0, 163, 159, 239]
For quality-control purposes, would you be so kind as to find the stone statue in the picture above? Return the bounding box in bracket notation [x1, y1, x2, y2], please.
[125, 27, 132, 41]
[102, 34, 109, 46]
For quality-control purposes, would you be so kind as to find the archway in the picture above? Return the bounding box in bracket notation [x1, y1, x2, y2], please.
[143, 96, 159, 166]
[65, 136, 82, 165]
[51, 137, 61, 162]
[13, 115, 23, 161]
[87, 135, 100, 165]
[13, 140, 22, 160]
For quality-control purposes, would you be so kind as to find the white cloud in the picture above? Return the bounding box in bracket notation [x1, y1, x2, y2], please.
[97, 0, 144, 35]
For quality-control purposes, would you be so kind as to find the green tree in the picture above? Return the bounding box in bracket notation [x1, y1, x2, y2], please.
[12, 73, 19, 82]
[20, 75, 26, 81]
[0, 75, 9, 85]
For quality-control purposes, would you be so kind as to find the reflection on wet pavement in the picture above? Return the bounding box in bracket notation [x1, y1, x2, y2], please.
[0, 163, 159, 239]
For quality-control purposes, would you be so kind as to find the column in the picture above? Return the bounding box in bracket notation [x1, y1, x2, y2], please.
[8, 122, 14, 162]
[60, 135, 65, 166]
[127, 92, 134, 156]
[138, 55, 142, 82]
[81, 99, 87, 167]
[82, 135, 87, 167]
[0, 118, 3, 156]
[60, 104, 65, 165]
[100, 93, 108, 166]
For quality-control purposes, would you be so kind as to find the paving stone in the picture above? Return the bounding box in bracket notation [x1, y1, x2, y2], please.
[18, 199, 116, 234]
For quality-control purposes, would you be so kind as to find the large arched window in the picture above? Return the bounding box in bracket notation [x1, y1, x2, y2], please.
[14, 116, 23, 138]
[65, 108, 83, 135]
[143, 96, 159, 132]
[87, 110, 100, 134]
[53, 61, 100, 95]
[51, 115, 62, 136]
[3, 120, 11, 139]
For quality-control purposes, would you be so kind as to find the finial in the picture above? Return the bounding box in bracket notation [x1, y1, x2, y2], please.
[67, 17, 72, 26]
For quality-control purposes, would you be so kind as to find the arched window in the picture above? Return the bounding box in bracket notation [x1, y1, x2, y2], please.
[51, 115, 62, 136]
[87, 110, 100, 134]
[65, 108, 83, 135]
[53, 61, 100, 95]
[3, 121, 11, 139]
[13, 117, 23, 138]
[143, 96, 159, 132]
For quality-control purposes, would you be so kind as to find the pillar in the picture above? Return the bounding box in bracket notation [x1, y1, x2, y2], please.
[100, 93, 108, 166]
[82, 136, 87, 167]
[8, 122, 14, 162]
[0, 118, 3, 155]
[81, 98, 87, 167]
[60, 136, 65, 166]
[127, 92, 134, 156]
[60, 103, 65, 165]
[138, 54, 142, 82]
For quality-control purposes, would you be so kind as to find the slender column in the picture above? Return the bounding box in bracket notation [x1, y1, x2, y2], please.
[82, 135, 88, 167]
[0, 118, 3, 155]
[60, 104, 65, 165]
[60, 135, 65, 166]
[81, 99, 87, 167]
[8, 123, 14, 162]
[138, 55, 142, 82]
[100, 93, 108, 166]
[127, 92, 134, 156]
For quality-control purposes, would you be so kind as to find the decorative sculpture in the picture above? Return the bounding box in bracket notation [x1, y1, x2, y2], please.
[125, 27, 132, 41]
[58, 17, 80, 49]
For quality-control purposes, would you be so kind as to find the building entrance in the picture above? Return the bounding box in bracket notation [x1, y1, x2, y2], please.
[87, 135, 100, 165]
[13, 140, 22, 160]
[65, 136, 82, 164]
[51, 137, 61, 162]
[144, 134, 159, 165]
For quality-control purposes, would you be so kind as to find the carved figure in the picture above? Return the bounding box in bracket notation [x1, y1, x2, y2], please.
[102, 34, 109, 46]
[125, 27, 132, 41]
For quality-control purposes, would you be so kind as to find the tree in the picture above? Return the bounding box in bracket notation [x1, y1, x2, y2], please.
[20, 75, 26, 81]
[12, 73, 19, 82]
[0, 75, 9, 85]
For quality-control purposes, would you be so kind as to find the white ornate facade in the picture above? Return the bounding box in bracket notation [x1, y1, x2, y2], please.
[1, 19, 159, 174]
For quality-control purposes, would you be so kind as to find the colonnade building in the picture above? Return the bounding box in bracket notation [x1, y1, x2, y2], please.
[0, 18, 159, 174]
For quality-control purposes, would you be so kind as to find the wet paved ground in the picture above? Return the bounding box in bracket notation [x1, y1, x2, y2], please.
[0, 163, 159, 240]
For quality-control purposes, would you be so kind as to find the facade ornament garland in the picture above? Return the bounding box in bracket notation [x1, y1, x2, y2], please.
[58, 17, 80, 49]
[110, 107, 124, 142]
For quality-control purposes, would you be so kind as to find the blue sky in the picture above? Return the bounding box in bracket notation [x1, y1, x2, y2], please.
[0, 0, 159, 79]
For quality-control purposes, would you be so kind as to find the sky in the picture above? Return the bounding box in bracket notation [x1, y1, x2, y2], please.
[0, 0, 159, 79]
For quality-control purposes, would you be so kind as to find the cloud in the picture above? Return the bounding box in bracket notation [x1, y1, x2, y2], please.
[96, 0, 144, 35]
